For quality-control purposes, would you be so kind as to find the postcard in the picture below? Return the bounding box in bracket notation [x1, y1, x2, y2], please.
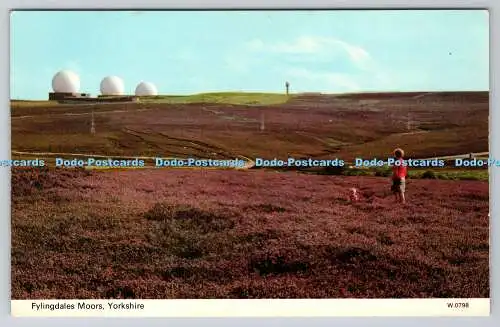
[9, 9, 490, 317]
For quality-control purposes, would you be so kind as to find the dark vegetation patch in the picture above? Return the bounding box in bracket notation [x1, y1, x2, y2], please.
[161, 265, 235, 283]
[324, 246, 379, 265]
[105, 286, 136, 299]
[245, 204, 287, 213]
[144, 203, 237, 259]
[236, 229, 282, 244]
[11, 167, 92, 198]
[377, 233, 395, 245]
[422, 170, 437, 179]
[249, 247, 312, 277]
[144, 202, 236, 233]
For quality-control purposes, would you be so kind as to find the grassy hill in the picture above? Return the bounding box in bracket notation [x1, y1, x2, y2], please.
[139, 92, 292, 106]
[11, 92, 292, 108]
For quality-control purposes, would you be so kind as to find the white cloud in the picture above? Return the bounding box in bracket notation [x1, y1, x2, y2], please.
[285, 67, 361, 92]
[240, 35, 403, 92]
[245, 36, 374, 71]
[162, 35, 391, 93]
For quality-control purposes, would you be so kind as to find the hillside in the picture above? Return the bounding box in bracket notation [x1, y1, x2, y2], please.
[11, 91, 489, 162]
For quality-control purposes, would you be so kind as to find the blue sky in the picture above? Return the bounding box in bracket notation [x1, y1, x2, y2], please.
[10, 10, 489, 100]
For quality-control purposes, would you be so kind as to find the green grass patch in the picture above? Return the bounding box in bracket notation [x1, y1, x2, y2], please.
[305, 166, 488, 181]
[10, 100, 59, 108]
[138, 92, 292, 106]
[11, 92, 292, 108]
[407, 169, 488, 181]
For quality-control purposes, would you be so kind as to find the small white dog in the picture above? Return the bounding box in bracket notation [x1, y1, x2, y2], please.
[349, 187, 360, 202]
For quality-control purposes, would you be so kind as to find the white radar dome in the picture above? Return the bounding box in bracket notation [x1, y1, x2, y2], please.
[135, 82, 158, 96]
[52, 70, 80, 93]
[100, 76, 125, 95]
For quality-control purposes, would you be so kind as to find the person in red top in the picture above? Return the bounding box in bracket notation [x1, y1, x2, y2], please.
[391, 148, 407, 204]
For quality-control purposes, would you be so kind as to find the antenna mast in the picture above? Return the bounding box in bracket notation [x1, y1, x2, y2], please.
[90, 110, 96, 135]
[260, 110, 265, 132]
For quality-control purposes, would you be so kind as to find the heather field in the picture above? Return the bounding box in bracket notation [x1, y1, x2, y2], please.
[10, 91, 490, 299]
[11, 167, 489, 299]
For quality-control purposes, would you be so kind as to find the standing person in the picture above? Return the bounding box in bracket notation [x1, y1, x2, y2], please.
[391, 148, 407, 204]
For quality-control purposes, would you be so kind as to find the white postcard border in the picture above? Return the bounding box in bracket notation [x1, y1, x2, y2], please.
[1, 1, 498, 327]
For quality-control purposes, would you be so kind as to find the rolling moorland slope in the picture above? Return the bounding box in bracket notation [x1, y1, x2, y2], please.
[11, 91, 488, 162]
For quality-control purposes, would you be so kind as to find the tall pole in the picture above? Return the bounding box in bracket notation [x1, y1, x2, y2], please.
[91, 110, 96, 135]
[260, 109, 265, 132]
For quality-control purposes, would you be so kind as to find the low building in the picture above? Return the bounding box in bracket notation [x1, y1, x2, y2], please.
[48, 92, 91, 101]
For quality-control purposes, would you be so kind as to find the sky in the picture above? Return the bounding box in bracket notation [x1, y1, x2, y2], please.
[10, 10, 489, 100]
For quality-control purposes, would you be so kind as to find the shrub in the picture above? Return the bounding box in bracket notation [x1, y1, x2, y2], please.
[320, 166, 346, 175]
[422, 170, 437, 179]
[374, 168, 392, 177]
[344, 169, 371, 176]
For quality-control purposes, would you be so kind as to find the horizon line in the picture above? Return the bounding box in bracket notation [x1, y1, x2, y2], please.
[9, 89, 490, 101]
